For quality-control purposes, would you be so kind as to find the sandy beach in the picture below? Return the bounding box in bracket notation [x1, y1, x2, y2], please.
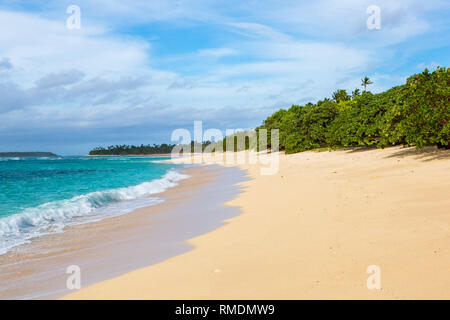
[63, 146, 450, 299]
[0, 165, 246, 299]
[2, 0, 448, 304]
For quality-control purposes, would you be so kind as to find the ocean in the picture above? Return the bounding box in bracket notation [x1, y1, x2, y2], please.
[0, 156, 188, 254]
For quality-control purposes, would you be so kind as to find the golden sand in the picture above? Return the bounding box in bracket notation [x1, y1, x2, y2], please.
[64, 146, 450, 299]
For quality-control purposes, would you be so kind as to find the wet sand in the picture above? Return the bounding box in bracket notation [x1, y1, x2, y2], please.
[0, 165, 247, 299]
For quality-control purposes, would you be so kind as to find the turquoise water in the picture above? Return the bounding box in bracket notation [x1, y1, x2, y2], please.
[0, 156, 187, 253]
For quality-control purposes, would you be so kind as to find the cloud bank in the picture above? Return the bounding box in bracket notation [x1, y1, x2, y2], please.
[0, 0, 448, 154]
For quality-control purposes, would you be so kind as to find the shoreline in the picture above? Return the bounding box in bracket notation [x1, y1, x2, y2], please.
[64, 146, 450, 299]
[0, 165, 247, 299]
[0, 166, 188, 256]
[86, 154, 175, 157]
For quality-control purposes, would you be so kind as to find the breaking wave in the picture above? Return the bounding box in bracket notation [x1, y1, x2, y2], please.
[0, 170, 189, 254]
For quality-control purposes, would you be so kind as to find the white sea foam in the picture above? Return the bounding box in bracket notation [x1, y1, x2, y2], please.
[0, 169, 189, 254]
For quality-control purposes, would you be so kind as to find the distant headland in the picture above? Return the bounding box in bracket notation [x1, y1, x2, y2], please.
[0, 152, 58, 157]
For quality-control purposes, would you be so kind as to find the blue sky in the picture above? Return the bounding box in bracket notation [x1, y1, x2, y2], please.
[0, 0, 449, 155]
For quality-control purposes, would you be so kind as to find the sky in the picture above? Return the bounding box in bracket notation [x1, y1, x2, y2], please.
[0, 0, 449, 155]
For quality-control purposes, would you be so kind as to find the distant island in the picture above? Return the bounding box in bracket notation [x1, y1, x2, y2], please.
[0, 152, 58, 157]
[89, 142, 217, 155]
[89, 144, 176, 155]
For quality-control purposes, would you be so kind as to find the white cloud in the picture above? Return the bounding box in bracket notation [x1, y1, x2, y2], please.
[417, 61, 441, 70]
[35, 70, 85, 88]
[0, 0, 448, 153]
[0, 10, 150, 82]
[227, 22, 290, 41]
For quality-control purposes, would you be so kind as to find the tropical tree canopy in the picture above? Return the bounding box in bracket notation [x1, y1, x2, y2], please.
[259, 68, 449, 153]
[90, 68, 449, 155]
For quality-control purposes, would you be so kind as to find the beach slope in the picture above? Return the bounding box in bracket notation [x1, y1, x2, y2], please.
[64, 146, 450, 299]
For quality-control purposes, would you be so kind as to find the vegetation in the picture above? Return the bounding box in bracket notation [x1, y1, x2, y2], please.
[89, 144, 176, 155]
[361, 76, 373, 91]
[0, 152, 58, 157]
[89, 68, 449, 156]
[89, 142, 215, 155]
[259, 68, 449, 154]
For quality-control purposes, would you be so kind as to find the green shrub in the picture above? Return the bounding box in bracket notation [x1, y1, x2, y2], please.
[258, 68, 449, 153]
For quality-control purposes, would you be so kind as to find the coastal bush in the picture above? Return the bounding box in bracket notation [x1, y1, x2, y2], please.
[258, 67, 449, 153]
[88, 68, 449, 156]
[382, 67, 450, 148]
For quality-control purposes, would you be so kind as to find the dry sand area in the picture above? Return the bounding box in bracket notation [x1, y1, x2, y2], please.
[65, 146, 450, 299]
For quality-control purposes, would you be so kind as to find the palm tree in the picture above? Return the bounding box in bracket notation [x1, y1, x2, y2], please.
[361, 76, 373, 91]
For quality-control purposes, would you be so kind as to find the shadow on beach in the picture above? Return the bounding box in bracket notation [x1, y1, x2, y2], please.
[343, 146, 378, 153]
[383, 146, 450, 162]
[341, 145, 450, 162]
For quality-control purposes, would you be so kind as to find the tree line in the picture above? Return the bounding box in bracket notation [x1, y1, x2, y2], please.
[0, 152, 58, 157]
[259, 67, 449, 153]
[89, 67, 448, 156]
[89, 144, 176, 155]
[89, 142, 214, 155]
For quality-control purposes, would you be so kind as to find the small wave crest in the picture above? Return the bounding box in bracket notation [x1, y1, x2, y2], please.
[0, 157, 21, 161]
[0, 169, 189, 254]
